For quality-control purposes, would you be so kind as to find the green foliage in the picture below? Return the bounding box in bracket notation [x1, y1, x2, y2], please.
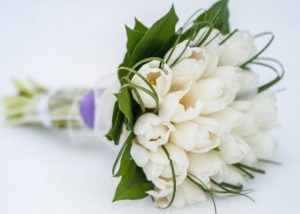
[113, 133, 154, 201]
[195, 0, 230, 34]
[107, 0, 236, 204]
[119, 6, 178, 79]
[115, 88, 134, 130]
[181, 0, 230, 41]
[107, 0, 232, 148]
[105, 102, 124, 145]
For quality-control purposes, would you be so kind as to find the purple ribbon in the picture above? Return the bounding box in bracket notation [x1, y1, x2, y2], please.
[79, 90, 95, 129]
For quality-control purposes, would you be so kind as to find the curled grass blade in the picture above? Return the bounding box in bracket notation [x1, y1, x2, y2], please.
[122, 82, 158, 113]
[235, 163, 266, 174]
[204, 31, 221, 46]
[165, 28, 184, 64]
[234, 164, 255, 179]
[132, 57, 165, 71]
[112, 133, 134, 177]
[252, 57, 285, 93]
[219, 28, 238, 45]
[210, 179, 255, 202]
[188, 174, 217, 214]
[122, 77, 146, 113]
[180, 8, 207, 33]
[161, 146, 176, 209]
[240, 32, 275, 68]
[258, 159, 282, 165]
[240, 57, 284, 94]
[119, 67, 159, 112]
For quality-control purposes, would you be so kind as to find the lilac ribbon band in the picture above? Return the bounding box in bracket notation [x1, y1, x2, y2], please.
[79, 90, 95, 129]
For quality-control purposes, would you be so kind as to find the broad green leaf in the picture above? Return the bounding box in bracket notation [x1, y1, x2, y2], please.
[115, 87, 134, 129]
[133, 18, 148, 32]
[113, 164, 153, 201]
[125, 18, 149, 55]
[195, 0, 230, 34]
[120, 19, 148, 78]
[118, 53, 132, 80]
[113, 135, 153, 201]
[105, 101, 124, 145]
[131, 6, 178, 63]
[115, 133, 134, 177]
[118, 6, 178, 80]
[126, 26, 146, 55]
[182, 0, 230, 40]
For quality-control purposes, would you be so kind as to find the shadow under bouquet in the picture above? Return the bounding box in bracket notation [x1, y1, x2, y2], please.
[2, 0, 284, 211]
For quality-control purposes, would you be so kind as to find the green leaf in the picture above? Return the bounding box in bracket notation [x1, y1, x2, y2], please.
[118, 53, 132, 80]
[119, 6, 178, 80]
[115, 87, 134, 130]
[133, 18, 148, 32]
[182, 0, 230, 40]
[131, 6, 178, 62]
[213, 147, 220, 152]
[115, 133, 134, 177]
[196, 0, 230, 34]
[113, 134, 153, 201]
[126, 26, 147, 55]
[119, 19, 148, 80]
[125, 18, 148, 55]
[113, 164, 154, 201]
[105, 102, 124, 145]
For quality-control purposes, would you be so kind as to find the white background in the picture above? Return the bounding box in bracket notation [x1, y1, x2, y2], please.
[0, 0, 299, 213]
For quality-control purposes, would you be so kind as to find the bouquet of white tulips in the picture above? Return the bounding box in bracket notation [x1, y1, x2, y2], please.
[2, 0, 284, 212]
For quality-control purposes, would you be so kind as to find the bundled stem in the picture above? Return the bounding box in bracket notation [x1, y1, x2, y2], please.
[2, 79, 89, 129]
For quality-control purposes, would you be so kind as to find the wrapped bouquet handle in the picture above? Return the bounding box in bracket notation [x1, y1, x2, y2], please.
[2, 0, 284, 212]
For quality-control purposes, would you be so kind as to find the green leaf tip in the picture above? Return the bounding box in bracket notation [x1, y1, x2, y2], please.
[133, 18, 148, 32]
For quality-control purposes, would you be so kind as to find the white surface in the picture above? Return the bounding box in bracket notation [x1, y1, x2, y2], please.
[0, 0, 299, 213]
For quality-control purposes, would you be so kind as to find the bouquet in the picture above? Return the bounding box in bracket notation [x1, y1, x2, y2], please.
[2, 0, 284, 211]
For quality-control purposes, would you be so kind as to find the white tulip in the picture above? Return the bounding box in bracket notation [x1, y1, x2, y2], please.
[219, 30, 256, 66]
[164, 40, 193, 66]
[201, 45, 220, 77]
[164, 36, 220, 80]
[188, 152, 225, 187]
[134, 113, 175, 151]
[219, 165, 245, 185]
[233, 114, 258, 138]
[130, 139, 150, 167]
[147, 188, 172, 208]
[236, 70, 259, 98]
[196, 66, 240, 114]
[192, 27, 223, 47]
[212, 165, 245, 197]
[172, 46, 221, 87]
[231, 101, 259, 137]
[130, 142, 189, 190]
[218, 134, 253, 164]
[192, 27, 222, 77]
[171, 47, 208, 88]
[172, 179, 207, 207]
[230, 100, 250, 112]
[209, 107, 244, 133]
[148, 179, 207, 208]
[240, 148, 257, 166]
[171, 116, 221, 153]
[248, 93, 277, 131]
[132, 60, 172, 109]
[159, 82, 203, 123]
[211, 107, 258, 166]
[246, 131, 276, 159]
